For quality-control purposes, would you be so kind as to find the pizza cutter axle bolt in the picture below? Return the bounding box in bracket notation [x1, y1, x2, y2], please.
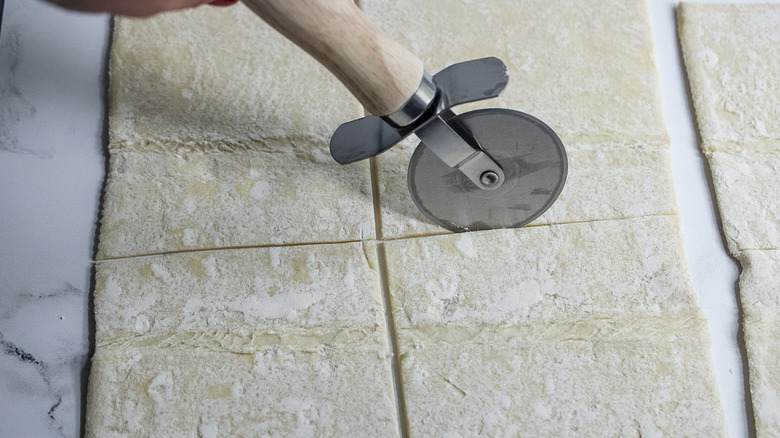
[480, 171, 500, 187]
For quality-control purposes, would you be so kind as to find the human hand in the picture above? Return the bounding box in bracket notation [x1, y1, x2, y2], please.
[45, 0, 239, 17]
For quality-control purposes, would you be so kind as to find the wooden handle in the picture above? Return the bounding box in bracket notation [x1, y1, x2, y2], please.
[241, 0, 424, 116]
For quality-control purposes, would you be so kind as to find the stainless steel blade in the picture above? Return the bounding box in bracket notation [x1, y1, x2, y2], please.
[408, 108, 567, 231]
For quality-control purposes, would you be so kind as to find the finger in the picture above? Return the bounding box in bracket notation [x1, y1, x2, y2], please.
[47, 0, 214, 17]
[209, 0, 239, 6]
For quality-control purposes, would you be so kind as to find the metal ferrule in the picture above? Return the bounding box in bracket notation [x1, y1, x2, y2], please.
[381, 71, 437, 128]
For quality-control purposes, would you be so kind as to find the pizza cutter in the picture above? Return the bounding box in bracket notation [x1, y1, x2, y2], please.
[242, 0, 567, 231]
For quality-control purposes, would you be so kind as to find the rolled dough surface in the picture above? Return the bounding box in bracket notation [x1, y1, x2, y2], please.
[383, 216, 725, 435]
[109, 6, 362, 148]
[87, 0, 728, 436]
[738, 250, 780, 436]
[363, 0, 724, 435]
[679, 3, 780, 435]
[87, 242, 399, 436]
[97, 147, 374, 259]
[707, 151, 780, 252]
[87, 346, 397, 437]
[677, 3, 780, 152]
[361, 0, 669, 146]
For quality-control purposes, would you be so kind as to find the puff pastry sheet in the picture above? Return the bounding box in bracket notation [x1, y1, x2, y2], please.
[362, 0, 724, 433]
[87, 242, 400, 437]
[99, 7, 372, 258]
[98, 148, 374, 259]
[364, 0, 673, 239]
[87, 1, 728, 436]
[679, 3, 780, 435]
[383, 216, 725, 435]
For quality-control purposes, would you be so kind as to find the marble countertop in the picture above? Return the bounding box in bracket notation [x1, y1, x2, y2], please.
[0, 0, 763, 436]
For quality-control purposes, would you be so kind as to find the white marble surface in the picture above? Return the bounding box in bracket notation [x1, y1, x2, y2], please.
[0, 0, 769, 436]
[0, 1, 107, 436]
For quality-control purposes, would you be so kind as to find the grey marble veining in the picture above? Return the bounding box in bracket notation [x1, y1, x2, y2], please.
[0, 0, 107, 436]
[0, 282, 90, 437]
[0, 5, 42, 157]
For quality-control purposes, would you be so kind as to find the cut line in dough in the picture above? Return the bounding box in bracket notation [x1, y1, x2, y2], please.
[679, 3, 780, 435]
[97, 147, 375, 259]
[87, 241, 400, 436]
[87, 1, 729, 435]
[375, 138, 678, 240]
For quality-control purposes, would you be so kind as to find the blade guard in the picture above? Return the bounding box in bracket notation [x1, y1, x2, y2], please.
[329, 57, 509, 164]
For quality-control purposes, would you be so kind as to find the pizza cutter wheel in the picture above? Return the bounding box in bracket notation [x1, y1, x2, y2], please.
[242, 0, 568, 231]
[409, 109, 567, 232]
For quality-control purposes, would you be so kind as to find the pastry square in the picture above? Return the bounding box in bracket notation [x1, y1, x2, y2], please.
[86, 346, 398, 437]
[737, 250, 780, 435]
[382, 216, 725, 435]
[741, 319, 780, 437]
[97, 147, 374, 259]
[399, 332, 725, 436]
[738, 250, 780, 435]
[103, 3, 377, 258]
[362, 0, 668, 145]
[383, 216, 700, 329]
[365, 0, 674, 239]
[88, 241, 398, 436]
[678, 3, 780, 152]
[94, 241, 385, 343]
[708, 151, 780, 253]
[109, 4, 362, 148]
